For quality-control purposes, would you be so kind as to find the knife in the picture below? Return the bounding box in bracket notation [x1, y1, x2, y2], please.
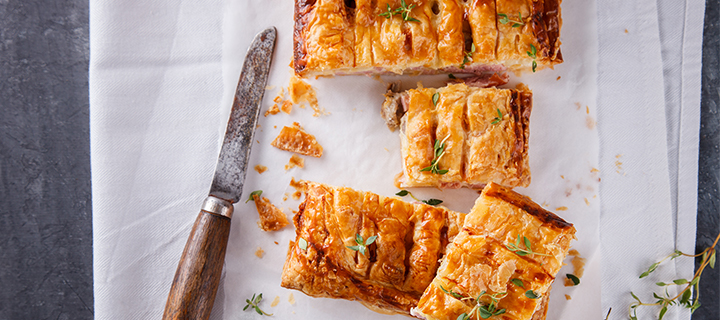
[162, 27, 276, 320]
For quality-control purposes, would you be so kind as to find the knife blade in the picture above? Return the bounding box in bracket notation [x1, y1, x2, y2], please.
[163, 27, 276, 320]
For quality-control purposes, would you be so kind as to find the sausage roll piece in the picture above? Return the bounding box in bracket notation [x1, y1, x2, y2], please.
[382, 83, 532, 189]
[280, 181, 466, 316]
[411, 182, 576, 320]
[294, 0, 562, 78]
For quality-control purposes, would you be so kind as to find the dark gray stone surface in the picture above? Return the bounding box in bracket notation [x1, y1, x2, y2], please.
[0, 1, 93, 319]
[695, 0, 720, 318]
[0, 0, 718, 319]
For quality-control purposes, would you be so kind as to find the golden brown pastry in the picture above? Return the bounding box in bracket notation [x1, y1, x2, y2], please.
[271, 123, 324, 157]
[280, 181, 466, 316]
[411, 182, 576, 320]
[383, 83, 531, 189]
[253, 194, 290, 231]
[294, 0, 562, 78]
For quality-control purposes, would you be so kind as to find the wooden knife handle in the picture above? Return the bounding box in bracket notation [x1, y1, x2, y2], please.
[163, 196, 233, 320]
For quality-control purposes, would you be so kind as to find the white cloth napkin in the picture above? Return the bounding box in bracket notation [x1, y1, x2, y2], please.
[89, 0, 704, 319]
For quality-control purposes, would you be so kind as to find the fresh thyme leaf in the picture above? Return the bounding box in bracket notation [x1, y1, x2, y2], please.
[673, 279, 688, 285]
[420, 135, 451, 174]
[497, 13, 509, 24]
[423, 198, 443, 206]
[347, 233, 378, 256]
[432, 92, 440, 106]
[460, 43, 476, 69]
[566, 273, 580, 286]
[511, 278, 525, 288]
[366, 235, 378, 245]
[656, 282, 667, 286]
[640, 261, 661, 278]
[630, 291, 640, 302]
[527, 44, 538, 72]
[491, 108, 503, 124]
[398, 0, 419, 22]
[478, 307, 493, 319]
[505, 234, 551, 257]
[497, 12, 525, 28]
[379, 3, 395, 19]
[457, 313, 470, 320]
[680, 289, 692, 305]
[243, 293, 273, 316]
[448, 74, 457, 79]
[246, 190, 263, 203]
[524, 290, 541, 299]
[439, 285, 465, 299]
[527, 44, 537, 59]
[396, 190, 410, 196]
[355, 233, 364, 245]
[298, 238, 308, 250]
[659, 305, 668, 320]
[710, 250, 716, 268]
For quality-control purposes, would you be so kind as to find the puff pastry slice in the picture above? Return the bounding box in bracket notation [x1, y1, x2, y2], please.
[411, 182, 576, 320]
[294, 0, 562, 77]
[383, 83, 532, 189]
[280, 181, 466, 316]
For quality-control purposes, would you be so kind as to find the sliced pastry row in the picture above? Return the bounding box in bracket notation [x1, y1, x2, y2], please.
[294, 0, 563, 78]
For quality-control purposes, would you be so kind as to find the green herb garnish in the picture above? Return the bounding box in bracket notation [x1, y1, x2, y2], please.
[491, 108, 503, 124]
[460, 43, 476, 69]
[420, 135, 451, 174]
[505, 235, 551, 257]
[566, 274, 580, 286]
[497, 12, 525, 28]
[432, 92, 440, 106]
[378, 0, 419, 22]
[298, 238, 308, 251]
[245, 190, 263, 203]
[396, 189, 444, 206]
[243, 293, 273, 316]
[527, 44, 537, 72]
[524, 290, 541, 299]
[443, 289, 508, 319]
[347, 233, 378, 256]
[511, 278, 525, 288]
[448, 74, 457, 79]
[629, 231, 720, 320]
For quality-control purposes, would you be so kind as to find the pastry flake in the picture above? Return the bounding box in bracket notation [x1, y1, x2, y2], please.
[411, 182, 575, 320]
[384, 83, 531, 189]
[280, 181, 466, 316]
[271, 123, 324, 157]
[294, 0, 562, 77]
[253, 194, 290, 232]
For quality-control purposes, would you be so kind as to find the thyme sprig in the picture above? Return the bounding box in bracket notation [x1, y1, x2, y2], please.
[378, 0, 420, 22]
[420, 135, 451, 174]
[347, 233, 378, 256]
[396, 190, 443, 206]
[243, 293, 273, 316]
[497, 13, 525, 28]
[527, 44, 538, 72]
[461, 43, 476, 69]
[439, 286, 507, 320]
[629, 231, 720, 320]
[505, 235, 551, 257]
[491, 108, 503, 124]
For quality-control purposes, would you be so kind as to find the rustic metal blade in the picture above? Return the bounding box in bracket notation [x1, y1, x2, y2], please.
[209, 27, 276, 203]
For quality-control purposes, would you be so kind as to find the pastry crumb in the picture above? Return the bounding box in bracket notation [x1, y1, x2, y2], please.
[565, 294, 572, 300]
[289, 75, 328, 117]
[586, 105, 590, 114]
[281, 100, 293, 114]
[584, 198, 590, 206]
[556, 76, 561, 81]
[283, 194, 288, 201]
[624, 28, 629, 33]
[574, 102, 582, 110]
[274, 241, 279, 245]
[264, 104, 280, 116]
[288, 293, 295, 305]
[265, 85, 276, 90]
[271, 123, 323, 157]
[253, 194, 290, 231]
[586, 116, 596, 130]
[555, 206, 568, 211]
[285, 154, 305, 171]
[289, 178, 306, 200]
[255, 247, 264, 258]
[560, 175, 564, 179]
[271, 295, 280, 307]
[254, 165, 268, 174]
[590, 167, 600, 173]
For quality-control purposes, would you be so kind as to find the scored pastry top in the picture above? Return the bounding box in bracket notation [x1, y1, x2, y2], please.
[294, 0, 563, 77]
